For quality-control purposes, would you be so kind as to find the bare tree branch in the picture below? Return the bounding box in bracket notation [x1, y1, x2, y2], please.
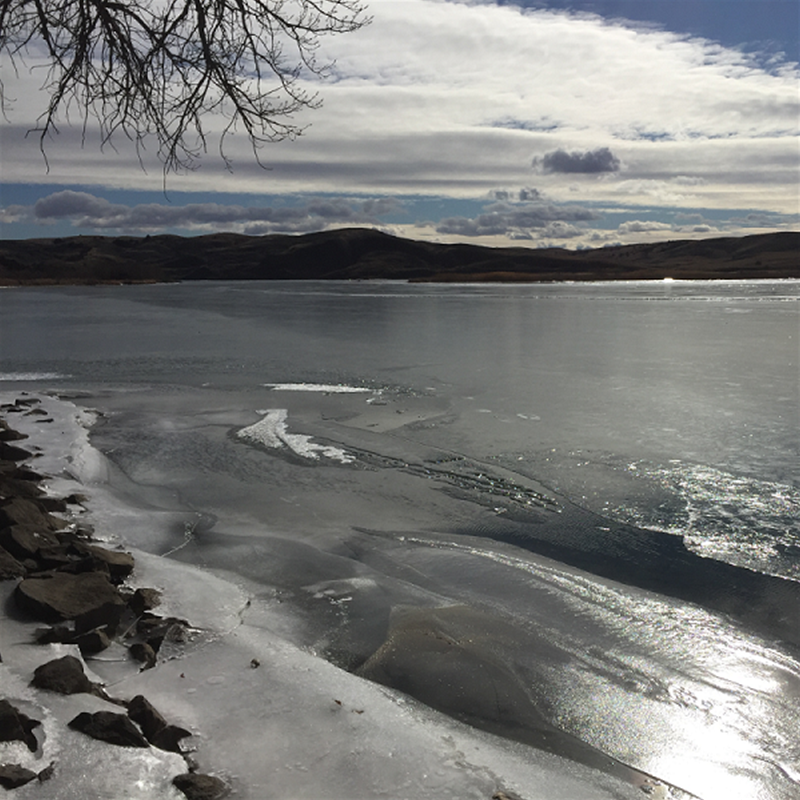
[0, 0, 369, 173]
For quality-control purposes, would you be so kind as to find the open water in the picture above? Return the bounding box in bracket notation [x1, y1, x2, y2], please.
[1, 278, 799, 799]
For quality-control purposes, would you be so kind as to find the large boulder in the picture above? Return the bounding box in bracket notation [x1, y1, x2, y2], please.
[31, 655, 97, 695]
[68, 711, 149, 748]
[15, 571, 125, 622]
[0, 497, 64, 531]
[0, 524, 61, 561]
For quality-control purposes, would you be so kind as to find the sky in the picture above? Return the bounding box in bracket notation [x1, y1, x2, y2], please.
[0, 0, 798, 248]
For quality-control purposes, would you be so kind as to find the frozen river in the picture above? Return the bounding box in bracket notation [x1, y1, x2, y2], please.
[1, 278, 799, 799]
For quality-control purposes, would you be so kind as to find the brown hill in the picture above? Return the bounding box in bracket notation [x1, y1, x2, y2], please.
[0, 229, 797, 285]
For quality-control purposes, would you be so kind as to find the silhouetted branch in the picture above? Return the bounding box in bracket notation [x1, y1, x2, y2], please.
[0, 0, 369, 173]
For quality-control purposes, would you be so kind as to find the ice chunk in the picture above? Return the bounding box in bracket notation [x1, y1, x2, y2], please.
[238, 409, 354, 463]
[264, 383, 372, 393]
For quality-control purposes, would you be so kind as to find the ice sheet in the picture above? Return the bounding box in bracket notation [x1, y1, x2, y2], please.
[0, 390, 647, 799]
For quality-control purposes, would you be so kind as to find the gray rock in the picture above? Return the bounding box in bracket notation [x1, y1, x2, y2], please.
[129, 642, 157, 669]
[0, 442, 32, 462]
[0, 524, 61, 561]
[68, 711, 150, 747]
[0, 763, 38, 789]
[126, 695, 168, 740]
[172, 773, 229, 800]
[127, 695, 191, 752]
[0, 496, 63, 530]
[31, 654, 96, 695]
[75, 628, 112, 655]
[15, 571, 125, 622]
[73, 600, 125, 637]
[73, 542, 135, 582]
[129, 587, 162, 615]
[0, 420, 28, 442]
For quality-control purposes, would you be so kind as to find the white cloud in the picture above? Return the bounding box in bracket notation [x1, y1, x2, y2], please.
[617, 220, 673, 234]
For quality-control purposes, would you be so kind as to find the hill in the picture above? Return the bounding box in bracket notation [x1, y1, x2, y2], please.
[0, 229, 797, 285]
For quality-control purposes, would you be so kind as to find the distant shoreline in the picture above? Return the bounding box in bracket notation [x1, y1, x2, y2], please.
[1, 228, 797, 286]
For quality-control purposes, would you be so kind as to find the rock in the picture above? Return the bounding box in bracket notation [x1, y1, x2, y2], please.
[0, 544, 26, 579]
[0, 420, 28, 441]
[150, 724, 193, 753]
[0, 699, 41, 752]
[0, 763, 38, 789]
[127, 695, 191, 752]
[31, 655, 116, 703]
[0, 442, 32, 462]
[36, 496, 69, 513]
[129, 587, 162, 615]
[126, 695, 168, 740]
[37, 617, 123, 651]
[54, 553, 112, 578]
[35, 624, 75, 644]
[73, 600, 125, 637]
[129, 642, 157, 669]
[75, 628, 112, 655]
[172, 773, 229, 800]
[0, 474, 43, 499]
[6, 466, 43, 483]
[0, 524, 62, 561]
[15, 571, 125, 622]
[68, 711, 150, 747]
[136, 613, 190, 652]
[31, 654, 96, 695]
[73, 542, 135, 582]
[0, 497, 64, 531]
[35, 544, 79, 571]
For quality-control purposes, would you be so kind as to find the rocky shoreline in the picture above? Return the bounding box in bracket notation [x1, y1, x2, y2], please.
[0, 391, 695, 800]
[0, 396, 228, 799]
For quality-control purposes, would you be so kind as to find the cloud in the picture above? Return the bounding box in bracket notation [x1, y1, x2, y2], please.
[16, 191, 405, 234]
[617, 220, 673, 234]
[534, 147, 621, 174]
[435, 198, 600, 238]
[491, 187, 542, 202]
[35, 191, 115, 219]
[688, 224, 716, 233]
